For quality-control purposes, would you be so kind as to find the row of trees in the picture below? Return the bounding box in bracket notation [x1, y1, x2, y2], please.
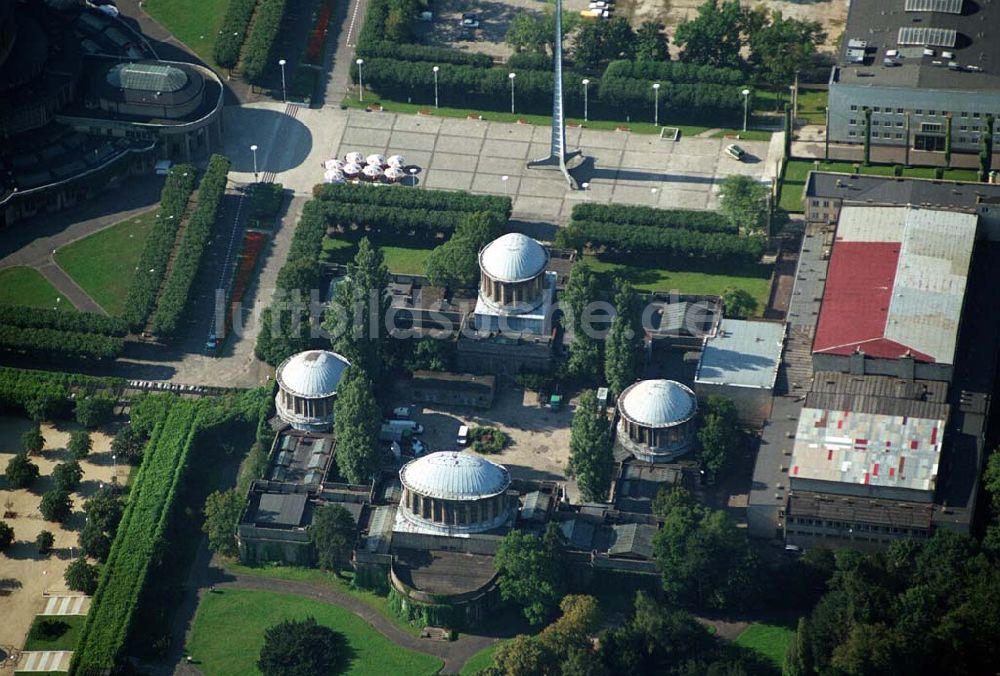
[0, 367, 122, 422]
[0, 324, 124, 360]
[240, 0, 289, 83]
[557, 220, 766, 262]
[314, 182, 510, 218]
[0, 305, 127, 336]
[424, 212, 498, 289]
[213, 0, 258, 68]
[151, 155, 231, 337]
[571, 202, 736, 233]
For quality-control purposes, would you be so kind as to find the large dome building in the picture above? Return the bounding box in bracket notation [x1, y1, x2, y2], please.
[398, 452, 515, 534]
[478, 233, 550, 314]
[275, 350, 351, 432]
[617, 379, 698, 463]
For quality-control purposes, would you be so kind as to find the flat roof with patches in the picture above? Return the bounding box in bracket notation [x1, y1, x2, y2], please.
[695, 319, 785, 390]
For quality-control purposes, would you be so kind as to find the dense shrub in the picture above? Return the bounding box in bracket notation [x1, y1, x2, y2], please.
[241, 0, 289, 83]
[5, 452, 39, 489]
[75, 396, 115, 428]
[0, 325, 124, 360]
[213, 0, 258, 68]
[508, 52, 553, 71]
[558, 221, 765, 262]
[469, 426, 509, 454]
[0, 305, 127, 336]
[603, 59, 745, 85]
[121, 165, 198, 331]
[250, 182, 285, 228]
[596, 77, 743, 122]
[0, 368, 122, 420]
[571, 203, 736, 233]
[314, 183, 510, 218]
[151, 155, 231, 337]
[362, 40, 493, 67]
[0, 521, 13, 552]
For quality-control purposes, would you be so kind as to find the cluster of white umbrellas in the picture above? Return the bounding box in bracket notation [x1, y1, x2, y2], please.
[323, 152, 411, 184]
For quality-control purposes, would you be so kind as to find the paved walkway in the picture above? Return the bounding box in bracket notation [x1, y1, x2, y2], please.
[17, 651, 72, 672]
[35, 261, 107, 314]
[41, 594, 90, 616]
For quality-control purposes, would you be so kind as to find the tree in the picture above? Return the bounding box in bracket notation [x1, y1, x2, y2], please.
[746, 10, 825, 92]
[698, 396, 739, 475]
[425, 212, 499, 289]
[494, 525, 564, 624]
[720, 287, 758, 319]
[506, 14, 547, 54]
[75, 396, 114, 429]
[674, 0, 746, 69]
[863, 106, 872, 165]
[309, 504, 357, 574]
[604, 279, 642, 397]
[333, 371, 381, 484]
[22, 425, 44, 454]
[65, 557, 99, 594]
[404, 337, 454, 373]
[111, 425, 145, 464]
[79, 520, 112, 562]
[5, 452, 39, 489]
[67, 430, 92, 460]
[275, 256, 322, 295]
[257, 617, 343, 676]
[718, 174, 769, 236]
[635, 21, 669, 62]
[651, 485, 694, 518]
[562, 263, 604, 382]
[571, 22, 604, 71]
[601, 17, 636, 62]
[202, 489, 243, 559]
[52, 460, 83, 493]
[489, 634, 547, 676]
[0, 520, 13, 552]
[569, 390, 613, 502]
[537, 595, 602, 663]
[40, 489, 72, 523]
[83, 489, 123, 533]
[36, 530, 54, 556]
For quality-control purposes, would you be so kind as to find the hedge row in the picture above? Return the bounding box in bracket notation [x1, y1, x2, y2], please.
[71, 400, 200, 675]
[287, 199, 331, 264]
[0, 326, 124, 360]
[571, 203, 736, 234]
[558, 220, 765, 263]
[313, 183, 510, 217]
[241, 0, 288, 83]
[0, 305, 127, 336]
[151, 155, 231, 337]
[603, 60, 745, 86]
[121, 165, 198, 331]
[597, 78, 743, 118]
[213, 0, 258, 68]
[361, 40, 493, 67]
[314, 202, 475, 235]
[0, 368, 123, 420]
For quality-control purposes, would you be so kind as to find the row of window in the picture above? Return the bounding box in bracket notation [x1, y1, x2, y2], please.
[811, 200, 832, 208]
[786, 530, 907, 544]
[846, 130, 982, 142]
[849, 118, 987, 132]
[787, 517, 928, 536]
[849, 105, 991, 119]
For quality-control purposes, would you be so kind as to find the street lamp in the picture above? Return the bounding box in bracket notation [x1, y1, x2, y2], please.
[278, 59, 287, 102]
[501, 175, 509, 196]
[508, 72, 516, 114]
[356, 58, 365, 102]
[112, 454, 116, 478]
[250, 144, 258, 182]
[582, 78, 590, 122]
[741, 88, 751, 132]
[652, 83, 660, 127]
[409, 167, 418, 187]
[432, 66, 440, 109]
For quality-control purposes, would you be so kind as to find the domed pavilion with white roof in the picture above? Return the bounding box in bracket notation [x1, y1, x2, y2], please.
[616, 379, 699, 463]
[275, 350, 351, 432]
[472, 232, 556, 335]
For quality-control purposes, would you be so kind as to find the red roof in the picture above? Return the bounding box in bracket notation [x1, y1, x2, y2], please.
[812, 242, 936, 362]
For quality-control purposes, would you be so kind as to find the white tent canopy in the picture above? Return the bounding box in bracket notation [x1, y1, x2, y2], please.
[343, 162, 363, 176]
[324, 169, 345, 183]
[324, 158, 344, 171]
[384, 166, 406, 181]
[362, 164, 383, 179]
[387, 155, 405, 168]
[366, 153, 386, 167]
[345, 151, 365, 164]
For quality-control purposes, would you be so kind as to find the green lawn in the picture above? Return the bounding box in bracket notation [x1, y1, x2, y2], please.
[584, 254, 772, 313]
[187, 588, 442, 676]
[55, 210, 158, 314]
[143, 0, 228, 68]
[0, 267, 71, 310]
[734, 623, 795, 668]
[460, 643, 504, 675]
[755, 89, 828, 125]
[778, 159, 983, 212]
[322, 235, 436, 275]
[23, 615, 86, 652]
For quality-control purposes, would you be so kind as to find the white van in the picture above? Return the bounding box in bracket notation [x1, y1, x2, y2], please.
[457, 425, 469, 446]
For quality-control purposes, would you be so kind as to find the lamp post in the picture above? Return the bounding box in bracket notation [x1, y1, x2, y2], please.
[432, 66, 440, 109]
[278, 59, 287, 102]
[409, 167, 418, 187]
[250, 144, 258, 182]
[582, 78, 590, 122]
[652, 82, 660, 126]
[501, 175, 509, 196]
[741, 88, 751, 132]
[356, 58, 365, 102]
[508, 72, 516, 114]
[112, 454, 116, 478]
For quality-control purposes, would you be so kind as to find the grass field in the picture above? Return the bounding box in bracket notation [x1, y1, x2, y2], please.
[55, 210, 158, 314]
[585, 254, 772, 312]
[23, 615, 86, 652]
[460, 643, 503, 675]
[143, 0, 228, 68]
[322, 236, 436, 275]
[186, 588, 442, 676]
[734, 623, 794, 668]
[756, 89, 828, 125]
[0, 267, 72, 310]
[778, 159, 982, 212]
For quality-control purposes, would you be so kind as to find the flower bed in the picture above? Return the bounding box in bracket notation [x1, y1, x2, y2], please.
[304, 0, 336, 66]
[221, 231, 268, 341]
[469, 426, 509, 455]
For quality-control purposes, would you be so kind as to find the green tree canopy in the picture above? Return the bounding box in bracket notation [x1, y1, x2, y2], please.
[604, 279, 642, 397]
[257, 617, 344, 676]
[0, 520, 13, 552]
[40, 489, 73, 523]
[79, 520, 112, 562]
[404, 337, 454, 373]
[425, 212, 499, 289]
[22, 424, 44, 454]
[746, 8, 825, 91]
[697, 395, 740, 474]
[67, 430, 92, 460]
[202, 489, 244, 559]
[111, 425, 145, 464]
[309, 504, 356, 574]
[75, 396, 114, 429]
[571, 17, 636, 69]
[83, 488, 123, 533]
[674, 0, 747, 69]
[562, 263, 604, 382]
[333, 371, 381, 484]
[52, 460, 83, 493]
[569, 390, 613, 502]
[494, 523, 565, 624]
[720, 286, 759, 319]
[36, 529, 54, 555]
[718, 174, 769, 236]
[5, 452, 40, 489]
[635, 21, 670, 62]
[65, 556, 99, 594]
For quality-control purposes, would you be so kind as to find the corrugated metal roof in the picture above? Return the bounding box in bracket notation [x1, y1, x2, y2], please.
[790, 407, 943, 493]
[607, 523, 657, 559]
[256, 493, 307, 526]
[695, 319, 784, 390]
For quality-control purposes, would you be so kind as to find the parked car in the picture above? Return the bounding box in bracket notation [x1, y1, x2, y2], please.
[412, 439, 427, 456]
[724, 144, 746, 161]
[461, 12, 480, 27]
[392, 406, 412, 419]
[387, 419, 423, 434]
[457, 425, 469, 446]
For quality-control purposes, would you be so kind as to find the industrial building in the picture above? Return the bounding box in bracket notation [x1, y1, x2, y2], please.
[827, 0, 1000, 157]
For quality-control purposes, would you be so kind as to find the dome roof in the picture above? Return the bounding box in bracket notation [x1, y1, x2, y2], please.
[618, 379, 697, 428]
[276, 350, 350, 399]
[479, 233, 548, 283]
[400, 452, 511, 501]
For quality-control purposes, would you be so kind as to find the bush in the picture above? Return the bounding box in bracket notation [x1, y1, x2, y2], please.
[0, 305, 127, 336]
[0, 325, 124, 360]
[257, 617, 345, 676]
[0, 368, 122, 420]
[22, 425, 44, 454]
[508, 51, 553, 71]
[242, 0, 289, 83]
[52, 461, 84, 493]
[314, 182, 510, 218]
[76, 397, 115, 428]
[5, 452, 39, 489]
[570, 203, 736, 233]
[30, 618, 70, 642]
[121, 165, 198, 331]
[603, 59, 744, 85]
[250, 182, 285, 228]
[65, 557, 99, 595]
[36, 530, 54, 555]
[68, 431, 93, 460]
[362, 39, 493, 67]
[111, 425, 146, 465]
[558, 220, 765, 262]
[0, 520, 13, 552]
[151, 155, 231, 337]
[40, 489, 73, 523]
[213, 0, 258, 68]
[468, 426, 509, 454]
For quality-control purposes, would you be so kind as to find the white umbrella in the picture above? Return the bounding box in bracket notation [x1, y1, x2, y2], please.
[324, 169, 345, 183]
[387, 155, 405, 168]
[384, 166, 406, 182]
[366, 153, 386, 167]
[363, 163, 383, 180]
[324, 158, 344, 171]
[345, 151, 366, 165]
[343, 162, 363, 176]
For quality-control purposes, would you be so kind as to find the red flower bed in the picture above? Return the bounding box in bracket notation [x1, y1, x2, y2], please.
[222, 231, 267, 339]
[304, 0, 336, 65]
